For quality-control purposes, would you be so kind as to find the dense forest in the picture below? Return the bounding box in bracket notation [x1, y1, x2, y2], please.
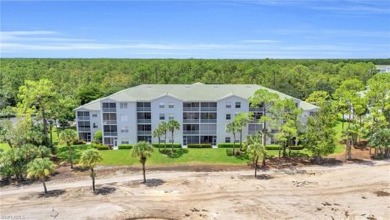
[0, 58, 388, 115]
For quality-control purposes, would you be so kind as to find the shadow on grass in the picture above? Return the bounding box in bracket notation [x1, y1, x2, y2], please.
[144, 179, 165, 187]
[95, 186, 116, 195]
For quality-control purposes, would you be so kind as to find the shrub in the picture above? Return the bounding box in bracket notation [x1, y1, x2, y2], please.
[153, 143, 181, 148]
[226, 148, 233, 156]
[217, 143, 237, 148]
[187, 144, 212, 148]
[72, 139, 86, 145]
[91, 143, 110, 150]
[118, 144, 133, 150]
[94, 130, 103, 143]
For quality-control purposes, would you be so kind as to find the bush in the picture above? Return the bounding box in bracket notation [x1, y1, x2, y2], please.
[91, 143, 110, 150]
[72, 139, 86, 145]
[118, 144, 133, 150]
[187, 144, 212, 148]
[217, 143, 239, 148]
[94, 130, 102, 143]
[226, 148, 233, 156]
[153, 143, 181, 148]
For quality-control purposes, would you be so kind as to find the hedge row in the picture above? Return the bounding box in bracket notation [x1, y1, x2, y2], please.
[265, 145, 304, 150]
[118, 144, 133, 150]
[187, 144, 212, 148]
[91, 143, 110, 150]
[218, 143, 240, 148]
[153, 143, 182, 148]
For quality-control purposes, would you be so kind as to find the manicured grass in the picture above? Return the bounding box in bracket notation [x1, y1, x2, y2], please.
[99, 148, 249, 166]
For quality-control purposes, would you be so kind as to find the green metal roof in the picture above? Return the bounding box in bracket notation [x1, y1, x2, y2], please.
[76, 83, 318, 111]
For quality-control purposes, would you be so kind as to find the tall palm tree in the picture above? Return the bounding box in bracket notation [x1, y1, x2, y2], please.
[227, 121, 238, 155]
[160, 121, 169, 153]
[59, 129, 77, 169]
[131, 141, 154, 183]
[27, 158, 55, 194]
[168, 119, 180, 154]
[79, 149, 103, 192]
[246, 134, 266, 178]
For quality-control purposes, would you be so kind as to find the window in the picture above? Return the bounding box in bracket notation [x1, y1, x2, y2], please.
[121, 126, 129, 133]
[159, 103, 165, 108]
[226, 114, 231, 120]
[225, 137, 231, 143]
[159, 113, 165, 120]
[226, 102, 231, 108]
[169, 102, 174, 108]
[121, 139, 129, 144]
[77, 111, 90, 120]
[235, 102, 241, 108]
[120, 115, 128, 122]
[120, 103, 128, 109]
[93, 123, 98, 128]
[92, 114, 97, 117]
[169, 114, 174, 120]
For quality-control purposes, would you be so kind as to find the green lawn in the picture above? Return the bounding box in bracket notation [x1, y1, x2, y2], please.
[99, 148, 249, 166]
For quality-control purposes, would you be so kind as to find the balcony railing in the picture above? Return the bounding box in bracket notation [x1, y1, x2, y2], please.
[137, 131, 152, 135]
[183, 119, 199, 123]
[102, 108, 116, 113]
[137, 119, 151, 123]
[137, 107, 151, 111]
[249, 107, 264, 112]
[201, 107, 217, 111]
[200, 130, 217, 135]
[200, 119, 217, 123]
[78, 116, 90, 121]
[78, 127, 91, 132]
[183, 107, 199, 111]
[183, 130, 199, 135]
[103, 132, 117, 136]
[103, 120, 117, 125]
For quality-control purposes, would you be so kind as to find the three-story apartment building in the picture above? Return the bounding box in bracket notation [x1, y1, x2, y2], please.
[75, 83, 318, 147]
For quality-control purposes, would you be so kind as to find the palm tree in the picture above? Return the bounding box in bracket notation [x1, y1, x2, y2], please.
[153, 126, 163, 152]
[246, 134, 266, 178]
[168, 119, 180, 154]
[131, 141, 154, 183]
[160, 121, 169, 154]
[27, 158, 55, 194]
[226, 121, 238, 155]
[79, 149, 103, 192]
[59, 129, 77, 169]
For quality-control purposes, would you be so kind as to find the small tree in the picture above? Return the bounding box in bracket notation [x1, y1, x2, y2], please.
[303, 103, 337, 164]
[234, 112, 253, 151]
[131, 141, 154, 183]
[160, 121, 169, 153]
[79, 149, 103, 193]
[27, 158, 55, 194]
[245, 134, 266, 178]
[368, 128, 390, 159]
[59, 129, 78, 169]
[167, 120, 180, 154]
[93, 130, 103, 143]
[250, 89, 280, 147]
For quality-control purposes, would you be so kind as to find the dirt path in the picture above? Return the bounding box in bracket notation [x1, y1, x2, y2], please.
[1, 161, 390, 220]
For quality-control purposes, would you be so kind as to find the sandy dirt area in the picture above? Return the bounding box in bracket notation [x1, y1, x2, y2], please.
[1, 158, 389, 220]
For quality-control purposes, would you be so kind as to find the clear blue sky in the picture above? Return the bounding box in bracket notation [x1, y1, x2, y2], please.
[1, 0, 389, 58]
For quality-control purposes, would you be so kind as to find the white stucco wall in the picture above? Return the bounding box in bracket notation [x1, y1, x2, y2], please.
[151, 95, 183, 144]
[116, 102, 137, 145]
